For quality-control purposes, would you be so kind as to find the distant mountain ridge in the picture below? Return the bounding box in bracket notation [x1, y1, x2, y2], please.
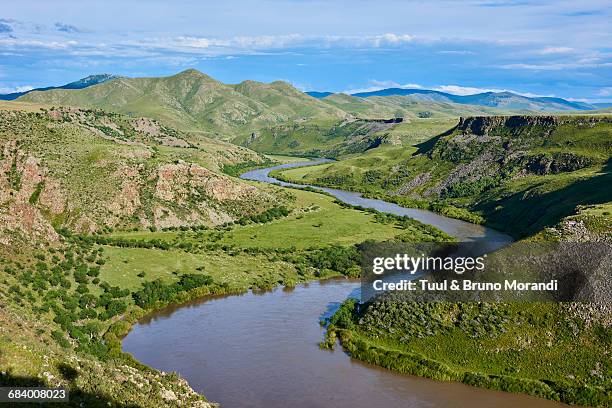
[16, 69, 607, 145]
[8, 71, 602, 114]
[0, 74, 118, 100]
[307, 87, 599, 111]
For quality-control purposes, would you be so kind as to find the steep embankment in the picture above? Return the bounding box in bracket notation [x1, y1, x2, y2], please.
[0, 103, 279, 245]
[278, 115, 612, 237]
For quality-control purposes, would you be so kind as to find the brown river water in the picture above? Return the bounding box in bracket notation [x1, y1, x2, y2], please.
[122, 161, 572, 408]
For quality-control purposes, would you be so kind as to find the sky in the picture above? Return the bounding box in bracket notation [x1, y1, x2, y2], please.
[1, 0, 611, 102]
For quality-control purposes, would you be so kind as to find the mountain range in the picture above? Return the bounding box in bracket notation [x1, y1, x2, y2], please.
[308, 88, 606, 111]
[13, 69, 610, 143]
[0, 74, 117, 100]
[17, 69, 347, 138]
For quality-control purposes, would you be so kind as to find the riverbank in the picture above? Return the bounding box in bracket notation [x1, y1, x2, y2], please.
[269, 162, 488, 227]
[112, 161, 509, 406]
[242, 162, 610, 407]
[124, 278, 575, 408]
[323, 299, 611, 407]
[267, 117, 612, 239]
[2, 163, 436, 406]
[104, 175, 457, 401]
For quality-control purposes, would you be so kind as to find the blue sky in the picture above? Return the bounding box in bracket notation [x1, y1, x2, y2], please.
[1, 0, 611, 101]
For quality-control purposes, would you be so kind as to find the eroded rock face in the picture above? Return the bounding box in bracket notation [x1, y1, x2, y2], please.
[419, 115, 608, 199]
[107, 165, 143, 217]
[0, 142, 60, 244]
[154, 162, 261, 202]
[0, 141, 276, 242]
[0, 108, 279, 238]
[152, 162, 269, 228]
[395, 172, 431, 195]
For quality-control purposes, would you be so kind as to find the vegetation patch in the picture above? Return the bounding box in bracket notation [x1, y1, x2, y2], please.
[323, 299, 611, 407]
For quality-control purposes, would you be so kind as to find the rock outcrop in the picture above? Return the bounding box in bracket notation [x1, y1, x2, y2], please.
[0, 106, 280, 242]
[456, 115, 611, 137]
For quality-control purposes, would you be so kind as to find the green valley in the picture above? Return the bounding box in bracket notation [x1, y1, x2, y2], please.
[276, 115, 612, 238]
[2, 72, 611, 408]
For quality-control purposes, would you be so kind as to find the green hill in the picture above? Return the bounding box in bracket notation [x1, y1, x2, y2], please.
[0, 102, 449, 407]
[24, 69, 598, 159]
[276, 115, 612, 237]
[0, 102, 279, 243]
[18, 69, 348, 139]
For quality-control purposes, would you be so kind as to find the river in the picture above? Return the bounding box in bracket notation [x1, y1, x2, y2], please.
[122, 160, 569, 408]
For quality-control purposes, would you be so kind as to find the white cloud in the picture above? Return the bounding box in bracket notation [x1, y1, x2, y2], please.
[437, 50, 475, 55]
[432, 85, 507, 95]
[0, 38, 78, 49]
[499, 59, 612, 70]
[124, 33, 420, 58]
[431, 85, 552, 97]
[538, 46, 574, 55]
[343, 80, 555, 97]
[170, 34, 304, 51]
[369, 33, 415, 47]
[372, 80, 422, 89]
[323, 33, 415, 48]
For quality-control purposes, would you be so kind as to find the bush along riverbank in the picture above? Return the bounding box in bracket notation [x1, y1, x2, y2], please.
[0, 236, 358, 406]
[322, 298, 611, 407]
[221, 157, 279, 177]
[270, 116, 612, 238]
[3, 186, 440, 407]
[269, 168, 486, 226]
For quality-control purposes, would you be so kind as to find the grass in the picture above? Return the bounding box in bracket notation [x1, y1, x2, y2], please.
[0, 106, 275, 232]
[326, 299, 611, 407]
[4, 182, 425, 406]
[218, 188, 403, 248]
[275, 115, 612, 237]
[109, 187, 431, 250]
[2, 99, 610, 407]
[18, 70, 348, 139]
[264, 154, 315, 163]
[475, 163, 611, 236]
[100, 247, 299, 291]
[374, 118, 458, 145]
[240, 118, 459, 158]
[274, 145, 420, 189]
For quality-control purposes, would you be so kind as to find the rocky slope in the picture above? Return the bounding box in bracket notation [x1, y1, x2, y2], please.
[0, 104, 278, 245]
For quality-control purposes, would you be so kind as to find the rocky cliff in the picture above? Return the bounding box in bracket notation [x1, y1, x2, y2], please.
[456, 115, 612, 137]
